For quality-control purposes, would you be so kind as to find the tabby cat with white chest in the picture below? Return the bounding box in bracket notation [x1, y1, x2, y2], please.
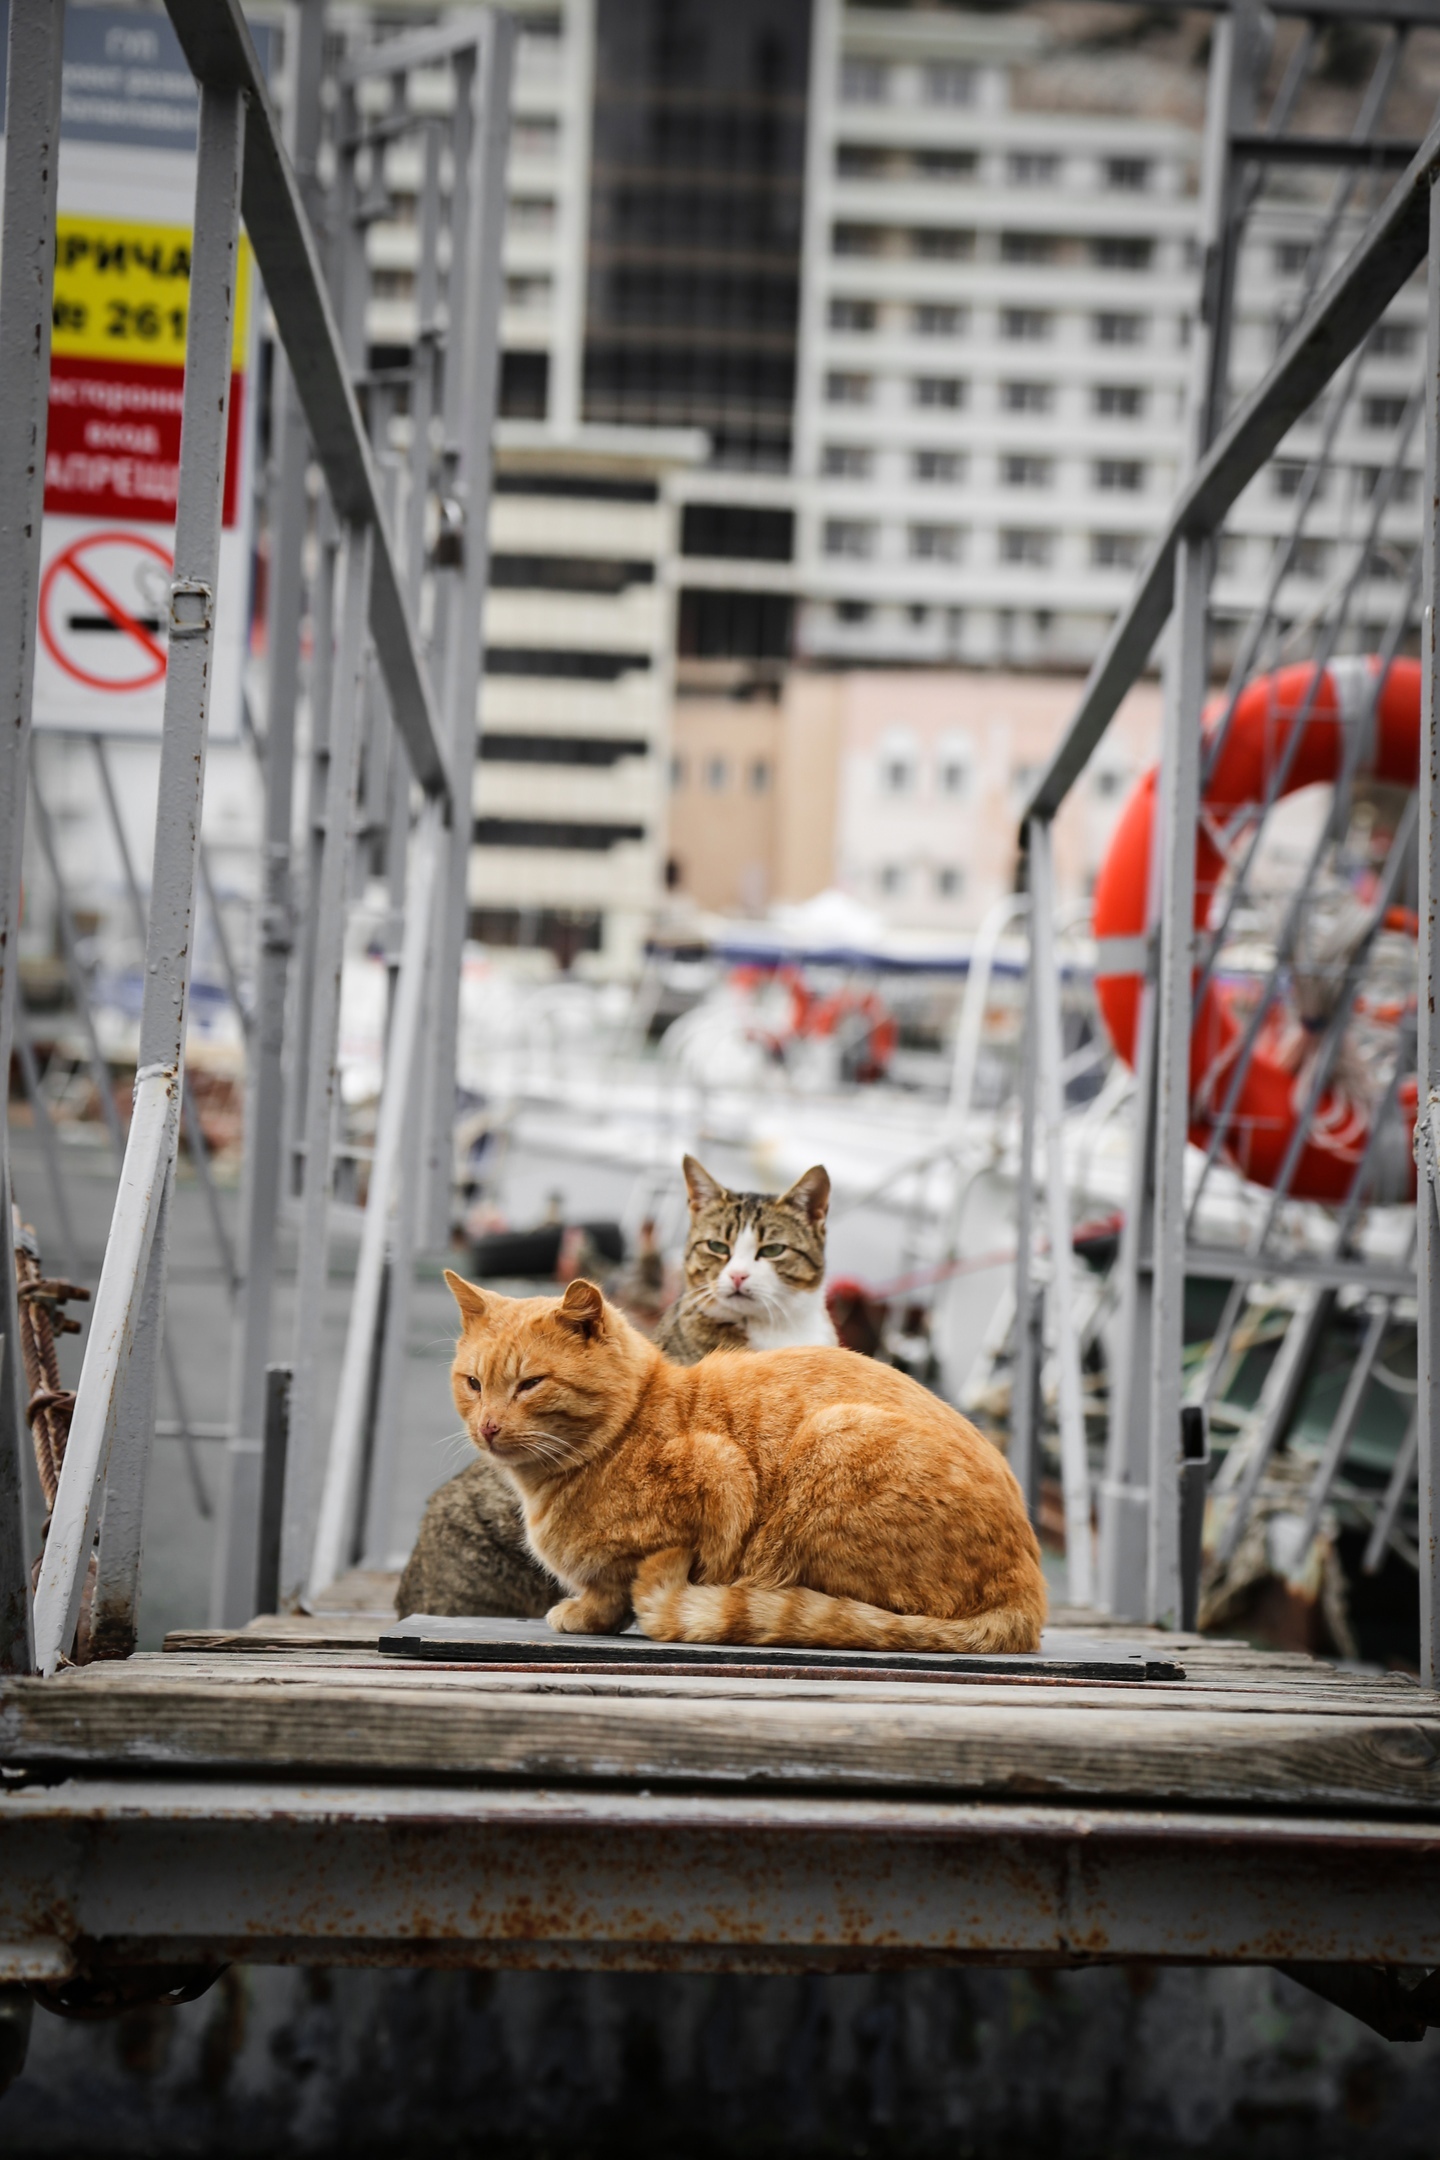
[655, 1156, 837, 1366]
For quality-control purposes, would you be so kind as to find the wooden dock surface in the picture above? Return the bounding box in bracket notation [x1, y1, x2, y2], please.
[2, 1583, 1438, 1981]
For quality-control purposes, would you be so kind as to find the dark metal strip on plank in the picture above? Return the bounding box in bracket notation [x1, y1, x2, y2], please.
[378, 1615, 1185, 1683]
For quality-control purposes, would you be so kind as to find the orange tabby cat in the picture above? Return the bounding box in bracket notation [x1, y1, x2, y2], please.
[443, 1270, 1046, 1654]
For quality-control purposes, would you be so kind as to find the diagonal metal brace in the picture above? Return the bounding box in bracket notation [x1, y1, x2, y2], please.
[161, 0, 451, 805]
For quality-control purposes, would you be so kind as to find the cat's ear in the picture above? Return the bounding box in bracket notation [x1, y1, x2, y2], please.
[781, 1164, 831, 1226]
[682, 1154, 724, 1209]
[444, 1269, 490, 1327]
[556, 1277, 606, 1340]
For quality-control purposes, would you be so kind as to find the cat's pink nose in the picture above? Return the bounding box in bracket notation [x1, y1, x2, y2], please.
[480, 1417, 500, 1442]
[729, 1268, 749, 1288]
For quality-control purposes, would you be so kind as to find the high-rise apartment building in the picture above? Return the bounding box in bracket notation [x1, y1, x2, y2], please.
[363, 0, 1428, 944]
[794, 4, 1197, 672]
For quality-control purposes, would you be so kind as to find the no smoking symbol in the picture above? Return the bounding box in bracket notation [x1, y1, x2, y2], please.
[40, 529, 172, 694]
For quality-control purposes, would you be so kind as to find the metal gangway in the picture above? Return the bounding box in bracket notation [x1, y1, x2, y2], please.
[2, 0, 1440, 2056]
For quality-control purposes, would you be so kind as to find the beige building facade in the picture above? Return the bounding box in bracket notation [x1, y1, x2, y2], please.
[668, 668, 1161, 932]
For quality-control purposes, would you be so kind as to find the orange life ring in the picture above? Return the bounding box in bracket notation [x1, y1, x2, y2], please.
[1091, 656, 1420, 1204]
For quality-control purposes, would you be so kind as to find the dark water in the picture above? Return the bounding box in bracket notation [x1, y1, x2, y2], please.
[4, 1962, 1439, 2158]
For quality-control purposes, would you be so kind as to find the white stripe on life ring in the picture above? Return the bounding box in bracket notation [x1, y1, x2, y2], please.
[1094, 933, 1153, 978]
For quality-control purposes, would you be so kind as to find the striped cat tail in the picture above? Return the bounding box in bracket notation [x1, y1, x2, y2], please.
[631, 1550, 1042, 1656]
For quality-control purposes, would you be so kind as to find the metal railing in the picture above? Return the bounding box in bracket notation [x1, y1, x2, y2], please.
[1010, 0, 1440, 1668]
[0, 0, 512, 1675]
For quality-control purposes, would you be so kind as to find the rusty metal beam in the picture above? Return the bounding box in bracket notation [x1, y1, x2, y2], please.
[3, 1785, 1440, 1976]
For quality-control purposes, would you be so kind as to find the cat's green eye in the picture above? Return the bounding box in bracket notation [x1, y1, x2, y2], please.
[515, 1374, 543, 1395]
[466, 1374, 482, 1394]
[704, 1239, 730, 1257]
[757, 1242, 789, 1260]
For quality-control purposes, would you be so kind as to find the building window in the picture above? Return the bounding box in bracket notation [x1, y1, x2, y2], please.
[935, 865, 965, 898]
[826, 370, 872, 405]
[1092, 236, 1153, 271]
[842, 56, 888, 103]
[681, 504, 794, 562]
[1217, 536, 1246, 578]
[822, 443, 873, 479]
[1000, 529, 1051, 566]
[909, 522, 962, 562]
[829, 297, 877, 333]
[824, 518, 875, 558]
[915, 149, 977, 180]
[836, 143, 888, 179]
[836, 600, 870, 624]
[937, 744, 970, 797]
[1358, 465, 1420, 503]
[512, 115, 559, 158]
[913, 375, 966, 409]
[913, 448, 963, 483]
[1275, 240, 1312, 275]
[880, 738, 918, 793]
[1094, 312, 1145, 345]
[749, 758, 772, 794]
[1094, 458, 1144, 492]
[1363, 394, 1409, 430]
[1093, 767, 1126, 799]
[878, 864, 906, 895]
[1372, 320, 1417, 357]
[670, 754, 686, 789]
[704, 756, 728, 792]
[1001, 231, 1057, 266]
[1001, 308, 1051, 342]
[1272, 461, 1321, 499]
[924, 61, 975, 106]
[913, 302, 964, 337]
[833, 222, 884, 257]
[1093, 383, 1144, 417]
[507, 195, 556, 232]
[1002, 454, 1052, 488]
[1293, 538, 1331, 579]
[909, 604, 929, 625]
[505, 275, 553, 311]
[1105, 157, 1150, 191]
[1007, 152, 1059, 186]
[1091, 531, 1143, 569]
[1002, 381, 1052, 413]
[913, 228, 972, 261]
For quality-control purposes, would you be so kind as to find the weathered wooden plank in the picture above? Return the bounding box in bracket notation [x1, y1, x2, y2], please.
[4, 1675, 1439, 1809]
[98, 1653, 1428, 1720]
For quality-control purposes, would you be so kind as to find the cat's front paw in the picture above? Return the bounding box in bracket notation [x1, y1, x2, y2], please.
[546, 1591, 629, 1634]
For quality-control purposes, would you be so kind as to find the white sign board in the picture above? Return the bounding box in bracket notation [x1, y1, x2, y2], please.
[0, 4, 267, 739]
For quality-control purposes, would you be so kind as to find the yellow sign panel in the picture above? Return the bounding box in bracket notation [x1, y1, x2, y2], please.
[51, 214, 252, 371]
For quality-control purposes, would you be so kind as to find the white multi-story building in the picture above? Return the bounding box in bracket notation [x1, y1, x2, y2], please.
[361, 0, 1427, 949]
[791, 2, 1199, 672]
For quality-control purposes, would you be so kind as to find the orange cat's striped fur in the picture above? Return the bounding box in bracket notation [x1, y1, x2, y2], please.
[444, 1270, 1046, 1654]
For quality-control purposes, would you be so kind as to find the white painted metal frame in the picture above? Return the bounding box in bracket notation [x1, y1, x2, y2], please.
[0, 0, 509, 1670]
[1010, 3, 1440, 1650]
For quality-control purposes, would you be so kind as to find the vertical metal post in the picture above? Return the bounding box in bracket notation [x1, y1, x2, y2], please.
[1009, 901, 1041, 1526]
[1103, 8, 1245, 1623]
[1028, 818, 1093, 1606]
[310, 799, 443, 1592]
[1417, 174, 1440, 1690]
[1145, 535, 1212, 1628]
[33, 82, 247, 1673]
[277, 517, 373, 1610]
[213, 0, 325, 1628]
[0, 0, 63, 1670]
[419, 18, 513, 1246]
[1099, 842, 1161, 1618]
